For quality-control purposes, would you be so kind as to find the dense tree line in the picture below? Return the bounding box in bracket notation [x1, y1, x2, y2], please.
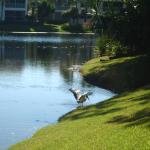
[76, 0, 150, 54]
[28, 0, 150, 54]
[66, 0, 150, 55]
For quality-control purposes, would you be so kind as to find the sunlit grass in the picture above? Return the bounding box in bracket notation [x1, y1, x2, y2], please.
[9, 86, 150, 150]
[9, 56, 150, 150]
[81, 55, 150, 93]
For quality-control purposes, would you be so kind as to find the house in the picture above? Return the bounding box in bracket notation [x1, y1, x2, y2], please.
[0, 0, 28, 21]
[52, 0, 69, 22]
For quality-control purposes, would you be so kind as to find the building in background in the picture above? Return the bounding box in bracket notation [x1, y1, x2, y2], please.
[0, 0, 28, 21]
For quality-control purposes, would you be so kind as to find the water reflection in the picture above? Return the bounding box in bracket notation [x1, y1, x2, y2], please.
[0, 35, 94, 86]
[0, 35, 114, 150]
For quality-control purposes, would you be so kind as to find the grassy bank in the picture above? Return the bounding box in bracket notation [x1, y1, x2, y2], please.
[81, 55, 150, 93]
[9, 86, 150, 150]
[9, 56, 150, 150]
[0, 23, 62, 32]
[0, 23, 91, 33]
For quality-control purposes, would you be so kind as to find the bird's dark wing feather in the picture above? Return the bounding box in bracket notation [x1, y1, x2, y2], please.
[73, 92, 78, 100]
[69, 89, 79, 100]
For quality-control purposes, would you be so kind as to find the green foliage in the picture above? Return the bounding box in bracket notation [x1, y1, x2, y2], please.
[62, 10, 71, 18]
[62, 6, 79, 22]
[126, 0, 150, 52]
[70, 7, 79, 19]
[96, 35, 128, 56]
[86, 0, 150, 54]
[107, 0, 150, 53]
[82, 21, 92, 32]
[37, 1, 55, 23]
[61, 23, 91, 33]
[0, 22, 92, 33]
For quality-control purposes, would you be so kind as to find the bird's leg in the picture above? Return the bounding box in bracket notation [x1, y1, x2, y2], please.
[79, 103, 82, 107]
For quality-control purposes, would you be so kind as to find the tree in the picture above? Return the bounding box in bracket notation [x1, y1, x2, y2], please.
[37, 1, 55, 23]
[117, 0, 150, 53]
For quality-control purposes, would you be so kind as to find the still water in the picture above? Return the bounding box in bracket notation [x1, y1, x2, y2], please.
[0, 34, 115, 150]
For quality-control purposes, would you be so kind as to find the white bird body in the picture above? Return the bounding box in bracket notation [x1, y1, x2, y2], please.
[69, 88, 92, 106]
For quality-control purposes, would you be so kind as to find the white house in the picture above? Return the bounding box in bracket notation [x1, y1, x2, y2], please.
[0, 0, 28, 21]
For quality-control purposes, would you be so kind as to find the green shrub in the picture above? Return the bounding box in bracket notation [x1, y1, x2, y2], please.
[61, 23, 70, 31]
[61, 23, 85, 33]
[96, 35, 128, 57]
[83, 21, 92, 32]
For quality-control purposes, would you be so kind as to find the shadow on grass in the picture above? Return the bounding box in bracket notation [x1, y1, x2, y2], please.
[59, 87, 150, 128]
[60, 55, 150, 127]
[59, 97, 124, 122]
[127, 93, 150, 105]
[107, 108, 150, 128]
[106, 87, 150, 127]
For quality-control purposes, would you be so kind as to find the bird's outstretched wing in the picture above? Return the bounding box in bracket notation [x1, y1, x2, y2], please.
[83, 91, 93, 96]
[69, 88, 81, 100]
[74, 89, 81, 94]
[69, 88, 93, 105]
[87, 91, 93, 96]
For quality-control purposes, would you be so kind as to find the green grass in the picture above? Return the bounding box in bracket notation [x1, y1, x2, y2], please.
[9, 86, 150, 150]
[61, 23, 92, 33]
[81, 55, 150, 93]
[9, 56, 150, 150]
[0, 23, 63, 32]
[0, 23, 92, 33]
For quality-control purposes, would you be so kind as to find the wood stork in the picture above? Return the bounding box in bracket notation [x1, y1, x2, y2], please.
[69, 88, 92, 106]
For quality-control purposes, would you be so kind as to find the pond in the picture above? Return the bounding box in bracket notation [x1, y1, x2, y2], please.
[0, 34, 115, 150]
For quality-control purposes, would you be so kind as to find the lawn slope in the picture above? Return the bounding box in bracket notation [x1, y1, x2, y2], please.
[9, 56, 150, 150]
[81, 55, 150, 93]
[9, 86, 150, 150]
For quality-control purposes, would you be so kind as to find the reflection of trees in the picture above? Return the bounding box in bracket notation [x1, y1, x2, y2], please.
[59, 41, 94, 83]
[0, 35, 95, 84]
[24, 38, 94, 84]
[0, 41, 25, 73]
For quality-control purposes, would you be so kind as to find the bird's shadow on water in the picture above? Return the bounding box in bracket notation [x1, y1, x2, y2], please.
[59, 90, 150, 128]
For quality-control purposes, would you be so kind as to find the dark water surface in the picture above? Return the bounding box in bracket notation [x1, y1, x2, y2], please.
[0, 34, 115, 150]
